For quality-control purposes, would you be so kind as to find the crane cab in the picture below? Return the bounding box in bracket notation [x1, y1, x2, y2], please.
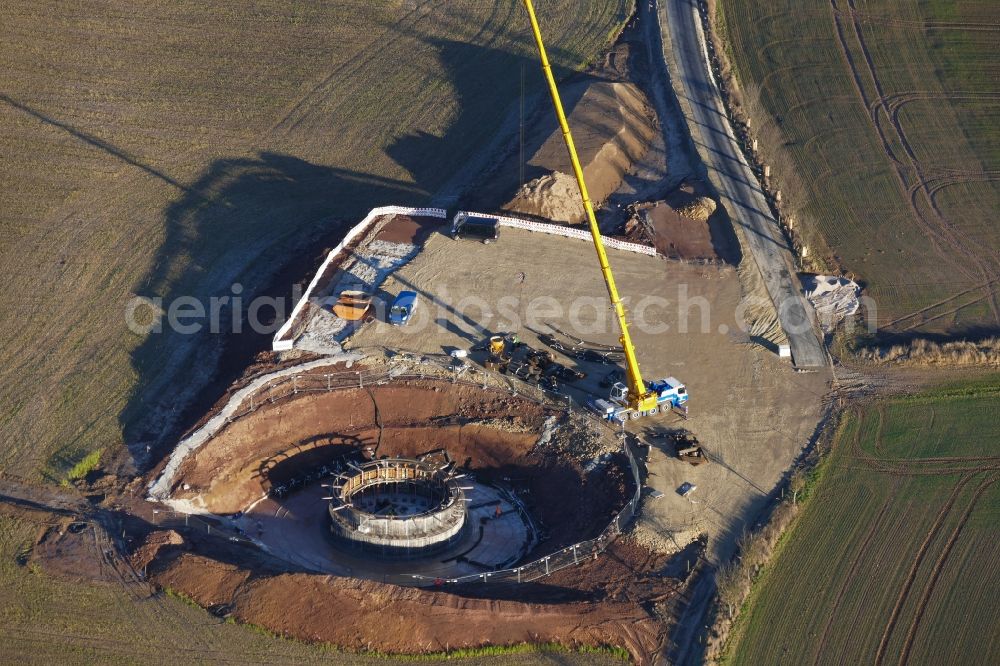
[609, 382, 659, 419]
[606, 377, 688, 421]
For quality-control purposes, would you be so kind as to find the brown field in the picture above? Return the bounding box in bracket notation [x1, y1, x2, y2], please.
[0, 1, 641, 662]
[716, 0, 1000, 339]
[0, 0, 629, 481]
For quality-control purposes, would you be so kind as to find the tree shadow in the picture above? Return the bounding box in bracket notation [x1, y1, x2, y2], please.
[385, 37, 595, 211]
[122, 155, 424, 468]
[123, 35, 589, 472]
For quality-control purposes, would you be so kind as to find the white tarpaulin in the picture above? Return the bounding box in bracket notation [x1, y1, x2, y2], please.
[802, 274, 860, 332]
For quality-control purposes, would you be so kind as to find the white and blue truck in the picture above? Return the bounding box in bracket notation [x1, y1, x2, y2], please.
[590, 377, 688, 423]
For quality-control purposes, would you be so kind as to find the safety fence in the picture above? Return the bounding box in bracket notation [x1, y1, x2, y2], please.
[272, 205, 447, 351]
[458, 210, 658, 257]
[406, 432, 643, 587]
[272, 205, 656, 352]
[219, 356, 556, 427]
[149, 357, 644, 588]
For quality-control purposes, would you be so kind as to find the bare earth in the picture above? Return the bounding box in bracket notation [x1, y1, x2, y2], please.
[506, 80, 657, 224]
[347, 225, 830, 560]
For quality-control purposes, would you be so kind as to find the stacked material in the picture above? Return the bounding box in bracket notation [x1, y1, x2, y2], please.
[802, 274, 860, 332]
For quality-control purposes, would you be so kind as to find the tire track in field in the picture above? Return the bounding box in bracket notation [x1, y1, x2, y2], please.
[896, 473, 1000, 666]
[842, 0, 1000, 323]
[880, 277, 1000, 329]
[872, 404, 886, 455]
[845, 407, 1000, 475]
[872, 473, 976, 666]
[828, 0, 1000, 328]
[827, 1, 955, 271]
[269, 0, 450, 135]
[896, 293, 987, 333]
[91, 521, 227, 654]
[810, 478, 897, 666]
[924, 174, 1000, 230]
[847, 10, 1000, 33]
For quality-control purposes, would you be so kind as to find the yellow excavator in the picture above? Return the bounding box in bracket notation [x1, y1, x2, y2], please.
[521, 0, 688, 421]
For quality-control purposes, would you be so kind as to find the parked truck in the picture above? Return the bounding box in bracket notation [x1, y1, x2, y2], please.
[590, 377, 688, 422]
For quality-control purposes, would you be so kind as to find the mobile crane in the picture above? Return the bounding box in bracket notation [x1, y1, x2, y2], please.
[521, 0, 688, 422]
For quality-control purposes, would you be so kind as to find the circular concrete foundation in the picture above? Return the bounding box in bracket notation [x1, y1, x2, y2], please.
[328, 458, 466, 556]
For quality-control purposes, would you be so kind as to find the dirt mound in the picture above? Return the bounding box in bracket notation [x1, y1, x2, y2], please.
[154, 553, 251, 607]
[152, 537, 673, 662]
[129, 529, 185, 571]
[506, 171, 583, 223]
[623, 200, 718, 263]
[675, 196, 716, 222]
[505, 81, 656, 224]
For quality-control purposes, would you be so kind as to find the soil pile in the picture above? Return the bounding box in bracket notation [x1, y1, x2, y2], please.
[129, 529, 185, 571]
[619, 181, 727, 262]
[506, 171, 582, 222]
[675, 196, 716, 221]
[151, 537, 674, 662]
[505, 81, 656, 224]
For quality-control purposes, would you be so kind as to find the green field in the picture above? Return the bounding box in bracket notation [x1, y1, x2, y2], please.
[0, 0, 628, 480]
[725, 378, 1000, 664]
[717, 0, 1000, 337]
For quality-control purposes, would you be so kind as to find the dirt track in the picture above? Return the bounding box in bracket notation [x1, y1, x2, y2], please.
[657, 0, 826, 368]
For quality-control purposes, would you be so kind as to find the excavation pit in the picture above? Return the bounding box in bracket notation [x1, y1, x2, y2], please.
[160, 375, 630, 580]
[328, 457, 467, 556]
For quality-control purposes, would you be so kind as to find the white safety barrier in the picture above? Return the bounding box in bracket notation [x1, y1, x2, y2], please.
[272, 206, 654, 352]
[457, 210, 658, 257]
[272, 206, 447, 351]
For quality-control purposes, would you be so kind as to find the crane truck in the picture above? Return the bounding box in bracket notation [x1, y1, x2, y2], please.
[521, 0, 688, 423]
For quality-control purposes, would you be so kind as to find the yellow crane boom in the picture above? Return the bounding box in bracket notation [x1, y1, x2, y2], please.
[521, 0, 659, 413]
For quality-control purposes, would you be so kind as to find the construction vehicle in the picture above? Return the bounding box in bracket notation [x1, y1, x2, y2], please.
[332, 289, 373, 321]
[451, 212, 499, 243]
[672, 431, 707, 466]
[484, 335, 511, 373]
[521, 0, 688, 421]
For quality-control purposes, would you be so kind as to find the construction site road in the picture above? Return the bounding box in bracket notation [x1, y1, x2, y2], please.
[653, 0, 827, 368]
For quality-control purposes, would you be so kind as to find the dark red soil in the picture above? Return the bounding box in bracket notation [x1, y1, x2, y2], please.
[373, 214, 447, 245]
[137, 364, 684, 664]
[150, 536, 677, 663]
[171, 380, 626, 553]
